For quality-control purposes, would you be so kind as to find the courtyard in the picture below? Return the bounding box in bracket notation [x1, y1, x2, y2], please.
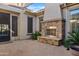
[0, 40, 72, 56]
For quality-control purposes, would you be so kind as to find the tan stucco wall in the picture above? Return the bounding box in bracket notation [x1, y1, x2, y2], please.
[44, 3, 62, 20]
[35, 15, 44, 32]
[18, 13, 36, 40]
[62, 8, 70, 38]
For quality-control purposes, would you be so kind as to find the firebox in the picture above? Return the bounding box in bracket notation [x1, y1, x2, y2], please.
[46, 28, 56, 36]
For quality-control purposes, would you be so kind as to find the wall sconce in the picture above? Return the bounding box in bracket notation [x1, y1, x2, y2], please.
[49, 26, 57, 29]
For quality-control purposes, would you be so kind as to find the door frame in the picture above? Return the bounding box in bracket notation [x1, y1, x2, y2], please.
[10, 14, 18, 41]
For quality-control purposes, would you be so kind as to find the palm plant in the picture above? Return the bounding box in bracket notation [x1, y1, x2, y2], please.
[64, 30, 79, 50]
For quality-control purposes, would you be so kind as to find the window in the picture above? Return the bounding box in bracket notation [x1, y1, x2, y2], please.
[70, 9, 79, 32]
[27, 16, 33, 34]
[71, 22, 76, 32]
[39, 16, 43, 31]
[70, 9, 79, 15]
[46, 29, 56, 36]
[12, 16, 18, 36]
[70, 20, 79, 32]
[0, 13, 10, 41]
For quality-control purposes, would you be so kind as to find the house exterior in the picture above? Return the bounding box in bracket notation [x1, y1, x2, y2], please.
[0, 3, 79, 42]
[0, 3, 44, 42]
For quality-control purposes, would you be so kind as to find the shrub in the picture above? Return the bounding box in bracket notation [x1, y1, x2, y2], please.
[32, 31, 41, 40]
[64, 30, 79, 50]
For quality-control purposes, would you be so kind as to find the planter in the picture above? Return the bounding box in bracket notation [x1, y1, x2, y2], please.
[70, 45, 79, 56]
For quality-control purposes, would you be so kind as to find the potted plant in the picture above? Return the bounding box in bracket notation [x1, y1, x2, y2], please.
[32, 31, 41, 40]
[64, 30, 79, 56]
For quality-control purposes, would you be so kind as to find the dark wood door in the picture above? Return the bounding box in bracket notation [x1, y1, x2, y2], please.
[0, 13, 10, 42]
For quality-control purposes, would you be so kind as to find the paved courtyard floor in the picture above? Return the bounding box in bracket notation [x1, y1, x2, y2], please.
[0, 40, 72, 56]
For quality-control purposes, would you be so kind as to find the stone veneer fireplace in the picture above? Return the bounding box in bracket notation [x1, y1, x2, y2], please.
[38, 19, 65, 45]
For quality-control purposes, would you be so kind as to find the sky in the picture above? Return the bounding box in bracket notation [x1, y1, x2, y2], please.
[26, 3, 45, 12]
[70, 9, 79, 15]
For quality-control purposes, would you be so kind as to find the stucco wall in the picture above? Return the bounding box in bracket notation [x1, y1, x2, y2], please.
[35, 15, 44, 32]
[62, 8, 70, 38]
[18, 13, 36, 40]
[44, 3, 62, 20]
[10, 12, 36, 40]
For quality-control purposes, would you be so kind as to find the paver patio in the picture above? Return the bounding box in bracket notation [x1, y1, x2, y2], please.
[0, 40, 72, 56]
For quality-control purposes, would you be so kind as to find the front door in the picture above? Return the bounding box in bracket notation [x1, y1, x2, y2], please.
[0, 13, 10, 42]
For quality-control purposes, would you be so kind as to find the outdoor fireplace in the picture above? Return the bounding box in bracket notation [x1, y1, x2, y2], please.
[38, 19, 65, 45]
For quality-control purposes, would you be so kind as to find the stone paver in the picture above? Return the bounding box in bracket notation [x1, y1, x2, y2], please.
[0, 40, 72, 56]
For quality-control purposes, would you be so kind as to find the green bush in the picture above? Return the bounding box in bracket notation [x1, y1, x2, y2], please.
[64, 30, 79, 50]
[32, 31, 41, 40]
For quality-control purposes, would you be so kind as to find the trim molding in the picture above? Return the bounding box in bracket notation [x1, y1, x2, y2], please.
[0, 9, 20, 15]
[24, 10, 44, 16]
[24, 11, 35, 16]
[41, 18, 65, 23]
[35, 11, 44, 16]
[60, 3, 79, 9]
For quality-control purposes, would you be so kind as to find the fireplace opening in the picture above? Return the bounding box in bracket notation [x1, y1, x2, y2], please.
[45, 29, 56, 36]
